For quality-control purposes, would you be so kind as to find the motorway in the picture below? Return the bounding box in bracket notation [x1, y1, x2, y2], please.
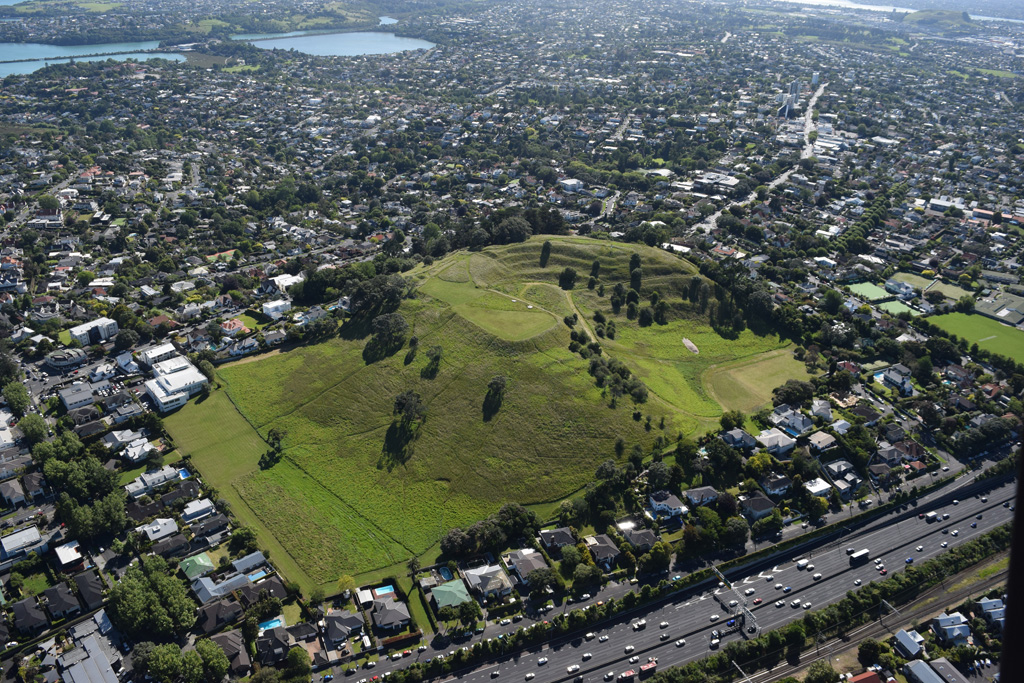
[341, 474, 1017, 683]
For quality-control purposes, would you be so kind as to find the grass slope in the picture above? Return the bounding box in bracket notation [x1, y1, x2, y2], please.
[704, 348, 812, 414]
[170, 237, 790, 589]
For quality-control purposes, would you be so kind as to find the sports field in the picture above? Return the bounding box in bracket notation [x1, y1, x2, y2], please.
[929, 312, 1024, 364]
[848, 282, 889, 301]
[893, 272, 971, 300]
[168, 237, 792, 591]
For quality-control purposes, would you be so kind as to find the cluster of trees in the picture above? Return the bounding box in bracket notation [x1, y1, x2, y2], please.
[586, 355, 649, 405]
[108, 556, 197, 641]
[132, 640, 230, 683]
[953, 416, 1019, 458]
[38, 432, 129, 543]
[440, 503, 540, 558]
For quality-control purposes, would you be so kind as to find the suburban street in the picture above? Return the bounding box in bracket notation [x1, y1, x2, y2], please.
[330, 471, 1016, 683]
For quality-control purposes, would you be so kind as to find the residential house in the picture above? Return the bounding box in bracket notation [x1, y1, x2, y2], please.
[805, 478, 832, 498]
[650, 490, 688, 516]
[324, 610, 364, 648]
[583, 534, 620, 571]
[684, 486, 718, 508]
[55, 540, 86, 573]
[152, 533, 190, 558]
[237, 576, 288, 608]
[623, 527, 659, 552]
[810, 399, 833, 421]
[12, 597, 48, 635]
[850, 405, 882, 426]
[757, 428, 796, 456]
[182, 498, 216, 522]
[431, 580, 472, 610]
[0, 479, 25, 507]
[21, 472, 45, 502]
[42, 583, 81, 620]
[808, 431, 837, 453]
[220, 318, 250, 337]
[262, 299, 292, 319]
[762, 473, 792, 497]
[135, 518, 178, 542]
[197, 598, 244, 634]
[881, 367, 913, 396]
[256, 626, 293, 665]
[740, 492, 776, 521]
[505, 548, 549, 583]
[74, 571, 105, 611]
[905, 660, 945, 683]
[539, 527, 576, 551]
[931, 612, 970, 646]
[975, 597, 1005, 631]
[721, 429, 757, 450]
[372, 596, 411, 631]
[210, 630, 251, 677]
[68, 317, 118, 346]
[893, 628, 926, 659]
[463, 564, 513, 599]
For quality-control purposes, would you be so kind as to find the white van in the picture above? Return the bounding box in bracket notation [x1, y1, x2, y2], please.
[796, 559, 810, 570]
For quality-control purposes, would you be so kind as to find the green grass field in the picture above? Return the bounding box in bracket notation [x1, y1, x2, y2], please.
[892, 272, 971, 301]
[878, 300, 920, 317]
[929, 312, 1024, 364]
[169, 237, 792, 591]
[848, 282, 889, 301]
[704, 348, 813, 414]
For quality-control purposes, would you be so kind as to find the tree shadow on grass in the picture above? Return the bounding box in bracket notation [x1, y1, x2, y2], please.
[482, 391, 503, 422]
[362, 336, 405, 364]
[378, 421, 415, 471]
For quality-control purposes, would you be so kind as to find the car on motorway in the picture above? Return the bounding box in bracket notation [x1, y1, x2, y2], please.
[813, 573, 822, 581]
[537, 658, 547, 665]
[726, 620, 736, 628]
[943, 513, 950, 519]
[605, 673, 615, 681]
[744, 588, 755, 595]
[941, 541, 948, 548]
[728, 599, 738, 607]
[971, 522, 977, 528]
[774, 583, 783, 590]
[775, 600, 784, 608]
[952, 529, 959, 536]
[764, 575, 773, 581]
[981, 497, 987, 503]
[585, 632, 595, 640]
[624, 645, 635, 653]
[660, 633, 670, 641]
[525, 674, 535, 680]
[848, 546, 857, 552]
[953, 499, 959, 505]
[791, 599, 801, 608]
[583, 653, 592, 660]
[711, 630, 719, 639]
[659, 621, 669, 628]
[875, 558, 883, 565]
[854, 579, 862, 586]
[598, 635, 609, 642]
[675, 639, 686, 647]
[906, 557, 914, 564]
[880, 568, 888, 575]
[806, 564, 814, 571]
[567, 665, 580, 674]
[491, 671, 499, 678]
[916, 545, 924, 551]
[977, 514, 983, 520]
[1006, 501, 1012, 508]
[710, 638, 720, 648]
[802, 602, 812, 609]
[753, 598, 763, 605]
[783, 586, 792, 593]
[628, 656, 639, 665]
[710, 615, 720, 622]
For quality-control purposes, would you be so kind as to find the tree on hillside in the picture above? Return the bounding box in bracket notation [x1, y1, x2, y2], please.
[719, 409, 745, 431]
[540, 240, 552, 267]
[559, 267, 577, 290]
[394, 391, 426, 426]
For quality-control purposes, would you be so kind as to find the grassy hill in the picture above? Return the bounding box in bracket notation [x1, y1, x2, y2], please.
[901, 9, 976, 31]
[167, 236, 790, 592]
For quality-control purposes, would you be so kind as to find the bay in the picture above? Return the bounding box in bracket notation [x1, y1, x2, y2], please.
[0, 51, 183, 77]
[243, 31, 434, 56]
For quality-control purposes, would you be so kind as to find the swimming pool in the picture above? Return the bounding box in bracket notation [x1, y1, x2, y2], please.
[249, 570, 267, 581]
[178, 468, 191, 479]
[374, 585, 395, 596]
[438, 567, 453, 581]
[258, 617, 283, 631]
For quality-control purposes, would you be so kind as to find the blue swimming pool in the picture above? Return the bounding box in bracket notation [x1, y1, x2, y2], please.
[375, 585, 395, 595]
[259, 617, 283, 631]
[249, 570, 267, 581]
[438, 567, 453, 581]
[178, 469, 191, 479]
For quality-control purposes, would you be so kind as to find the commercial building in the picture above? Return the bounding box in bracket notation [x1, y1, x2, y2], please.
[68, 317, 119, 346]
